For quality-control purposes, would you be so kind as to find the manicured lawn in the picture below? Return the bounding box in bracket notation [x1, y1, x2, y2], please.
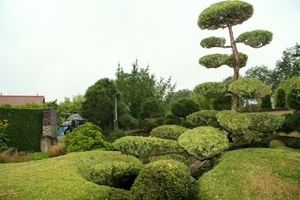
[1, 148, 299, 200]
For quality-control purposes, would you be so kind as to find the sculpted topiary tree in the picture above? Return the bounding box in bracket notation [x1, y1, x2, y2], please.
[198, 1, 273, 110]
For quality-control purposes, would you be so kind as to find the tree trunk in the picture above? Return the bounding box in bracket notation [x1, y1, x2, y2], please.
[227, 24, 240, 111]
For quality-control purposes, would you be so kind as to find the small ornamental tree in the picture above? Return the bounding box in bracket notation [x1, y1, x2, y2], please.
[198, 1, 272, 110]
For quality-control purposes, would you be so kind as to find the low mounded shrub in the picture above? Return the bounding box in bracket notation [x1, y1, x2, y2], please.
[64, 122, 112, 153]
[186, 110, 219, 128]
[285, 112, 300, 132]
[112, 136, 185, 157]
[216, 110, 250, 134]
[245, 113, 285, 132]
[90, 161, 143, 190]
[178, 126, 229, 160]
[150, 125, 188, 140]
[130, 159, 194, 200]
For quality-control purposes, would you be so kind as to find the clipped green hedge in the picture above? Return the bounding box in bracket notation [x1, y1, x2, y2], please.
[0, 107, 43, 151]
[131, 159, 194, 200]
[245, 113, 285, 132]
[186, 110, 219, 127]
[216, 110, 250, 134]
[112, 136, 185, 157]
[150, 125, 189, 140]
[178, 126, 229, 160]
[90, 160, 143, 190]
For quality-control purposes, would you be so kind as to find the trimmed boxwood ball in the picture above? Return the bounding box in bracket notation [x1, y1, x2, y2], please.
[90, 161, 143, 190]
[131, 159, 193, 200]
[150, 125, 189, 140]
[178, 126, 229, 160]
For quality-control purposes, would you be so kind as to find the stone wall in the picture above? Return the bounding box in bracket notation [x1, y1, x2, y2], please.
[40, 108, 58, 152]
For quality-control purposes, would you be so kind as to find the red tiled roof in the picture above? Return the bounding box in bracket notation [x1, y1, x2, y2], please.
[0, 95, 45, 106]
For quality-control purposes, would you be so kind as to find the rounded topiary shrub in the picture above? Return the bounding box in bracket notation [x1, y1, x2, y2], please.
[150, 125, 189, 140]
[287, 87, 300, 110]
[148, 152, 191, 165]
[90, 161, 143, 190]
[285, 112, 300, 132]
[131, 159, 193, 200]
[64, 122, 112, 153]
[112, 136, 185, 157]
[216, 110, 250, 134]
[245, 113, 285, 132]
[178, 126, 229, 160]
[186, 110, 219, 128]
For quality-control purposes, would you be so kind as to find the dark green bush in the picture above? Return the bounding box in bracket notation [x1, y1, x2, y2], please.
[171, 98, 200, 119]
[178, 126, 229, 160]
[212, 97, 231, 110]
[285, 112, 300, 132]
[130, 159, 193, 200]
[216, 110, 250, 134]
[30, 152, 49, 161]
[180, 120, 195, 129]
[150, 125, 188, 140]
[64, 122, 112, 153]
[260, 95, 272, 109]
[90, 161, 143, 190]
[275, 88, 286, 108]
[145, 121, 159, 132]
[104, 129, 129, 143]
[287, 87, 300, 110]
[230, 130, 263, 144]
[118, 114, 139, 130]
[155, 117, 164, 126]
[186, 110, 219, 127]
[164, 114, 180, 125]
[245, 113, 285, 132]
[112, 136, 185, 157]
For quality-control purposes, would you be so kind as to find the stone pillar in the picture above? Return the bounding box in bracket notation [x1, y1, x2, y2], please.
[40, 108, 58, 152]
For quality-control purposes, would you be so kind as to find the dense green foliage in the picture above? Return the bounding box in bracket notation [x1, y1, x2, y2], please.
[90, 160, 143, 190]
[193, 82, 227, 98]
[0, 119, 10, 149]
[212, 96, 232, 110]
[198, 54, 228, 69]
[148, 152, 191, 166]
[216, 110, 250, 134]
[260, 95, 272, 109]
[81, 78, 118, 129]
[245, 113, 285, 132]
[171, 98, 199, 119]
[112, 136, 185, 157]
[274, 76, 300, 108]
[200, 36, 226, 48]
[64, 122, 112, 153]
[0, 107, 43, 151]
[150, 125, 188, 140]
[115, 61, 176, 119]
[228, 78, 272, 99]
[197, 1, 253, 30]
[285, 112, 300, 132]
[186, 110, 219, 127]
[236, 30, 273, 48]
[275, 88, 286, 108]
[178, 126, 229, 160]
[130, 160, 193, 200]
[244, 65, 277, 90]
[287, 86, 300, 110]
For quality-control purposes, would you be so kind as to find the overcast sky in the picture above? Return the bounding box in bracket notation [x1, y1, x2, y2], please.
[1, 0, 299, 103]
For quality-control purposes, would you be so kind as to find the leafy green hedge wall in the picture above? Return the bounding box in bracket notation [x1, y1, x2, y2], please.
[0, 107, 43, 151]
